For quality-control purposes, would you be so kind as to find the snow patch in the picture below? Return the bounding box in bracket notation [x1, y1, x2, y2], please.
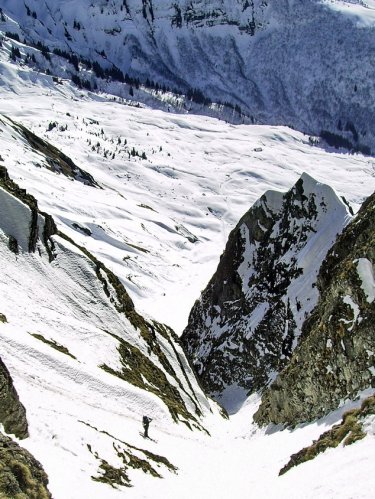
[0, 186, 32, 251]
[321, 0, 375, 27]
[343, 295, 360, 330]
[357, 257, 375, 303]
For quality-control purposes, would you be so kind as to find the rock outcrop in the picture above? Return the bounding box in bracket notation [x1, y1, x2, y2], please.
[182, 173, 351, 410]
[0, 358, 28, 439]
[0, 432, 52, 498]
[0, 164, 56, 256]
[1, 116, 98, 189]
[279, 394, 375, 476]
[254, 190, 375, 426]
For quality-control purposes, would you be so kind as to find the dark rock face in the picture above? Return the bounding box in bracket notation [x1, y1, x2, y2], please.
[15, 119, 99, 188]
[182, 173, 350, 410]
[0, 358, 28, 439]
[0, 432, 52, 498]
[254, 190, 375, 427]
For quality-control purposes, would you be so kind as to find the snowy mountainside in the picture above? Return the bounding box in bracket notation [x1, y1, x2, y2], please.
[2, 0, 375, 150]
[0, 163, 220, 495]
[0, 63, 373, 335]
[181, 174, 352, 411]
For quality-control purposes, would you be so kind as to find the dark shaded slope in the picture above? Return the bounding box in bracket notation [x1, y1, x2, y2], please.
[0, 357, 28, 439]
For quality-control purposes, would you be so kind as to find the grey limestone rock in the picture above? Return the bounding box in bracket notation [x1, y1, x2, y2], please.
[254, 190, 375, 426]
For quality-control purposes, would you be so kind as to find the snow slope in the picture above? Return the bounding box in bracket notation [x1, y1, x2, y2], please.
[0, 165, 221, 496]
[137, 392, 375, 499]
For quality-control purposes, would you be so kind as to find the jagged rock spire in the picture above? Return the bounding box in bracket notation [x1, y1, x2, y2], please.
[182, 173, 351, 412]
[254, 189, 375, 427]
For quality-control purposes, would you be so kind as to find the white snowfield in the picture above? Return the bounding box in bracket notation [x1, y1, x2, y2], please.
[0, 40, 374, 498]
[322, 0, 375, 26]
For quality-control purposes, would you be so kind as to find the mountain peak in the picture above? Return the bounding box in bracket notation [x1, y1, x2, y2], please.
[182, 174, 352, 412]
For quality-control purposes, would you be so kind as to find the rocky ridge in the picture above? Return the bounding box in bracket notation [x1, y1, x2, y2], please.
[254, 189, 375, 426]
[181, 173, 351, 410]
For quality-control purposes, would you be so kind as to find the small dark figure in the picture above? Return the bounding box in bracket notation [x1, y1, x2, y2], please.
[142, 415, 152, 438]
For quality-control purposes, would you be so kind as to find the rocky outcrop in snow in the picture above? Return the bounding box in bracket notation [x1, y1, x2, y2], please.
[254, 189, 375, 427]
[0, 164, 54, 255]
[0, 432, 52, 498]
[0, 357, 28, 439]
[181, 173, 351, 410]
[1, 117, 98, 189]
[279, 394, 375, 476]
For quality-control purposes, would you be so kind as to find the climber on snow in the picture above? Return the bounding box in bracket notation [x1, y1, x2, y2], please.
[142, 415, 152, 438]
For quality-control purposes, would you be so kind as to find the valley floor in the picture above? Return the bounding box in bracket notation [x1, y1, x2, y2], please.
[122, 394, 375, 499]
